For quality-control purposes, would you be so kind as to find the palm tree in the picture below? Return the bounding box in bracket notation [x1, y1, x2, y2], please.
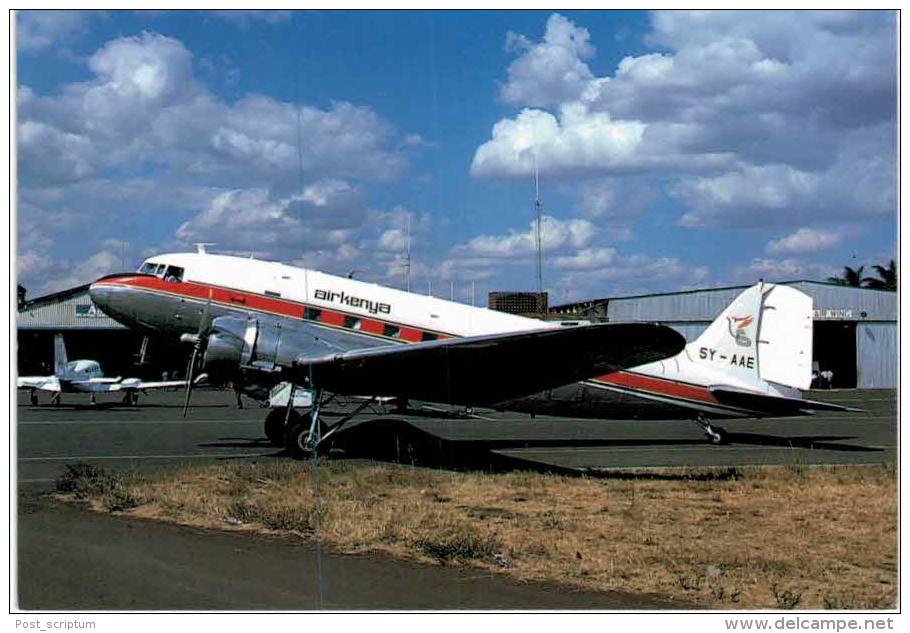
[827, 265, 864, 287]
[862, 259, 897, 291]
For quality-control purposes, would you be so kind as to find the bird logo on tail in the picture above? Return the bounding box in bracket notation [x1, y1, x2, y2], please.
[727, 315, 754, 347]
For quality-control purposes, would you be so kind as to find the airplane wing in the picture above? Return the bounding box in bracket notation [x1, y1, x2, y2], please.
[708, 386, 861, 415]
[294, 322, 685, 406]
[63, 378, 186, 393]
[109, 379, 189, 392]
[17, 376, 61, 392]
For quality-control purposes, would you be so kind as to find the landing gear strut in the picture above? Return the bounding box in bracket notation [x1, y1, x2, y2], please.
[696, 416, 728, 445]
[284, 387, 325, 459]
[268, 386, 378, 459]
[265, 407, 301, 446]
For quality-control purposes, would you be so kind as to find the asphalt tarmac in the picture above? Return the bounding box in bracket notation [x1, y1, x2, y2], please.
[14, 388, 896, 610]
[17, 388, 896, 486]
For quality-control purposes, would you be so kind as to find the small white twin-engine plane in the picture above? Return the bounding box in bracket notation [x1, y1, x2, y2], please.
[88, 250, 849, 457]
[17, 333, 188, 406]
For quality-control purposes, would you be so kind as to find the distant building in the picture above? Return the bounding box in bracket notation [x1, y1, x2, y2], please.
[17, 284, 186, 378]
[550, 281, 897, 389]
[488, 291, 548, 315]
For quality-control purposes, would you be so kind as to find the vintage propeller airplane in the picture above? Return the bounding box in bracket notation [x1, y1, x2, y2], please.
[88, 248, 849, 457]
[17, 333, 188, 405]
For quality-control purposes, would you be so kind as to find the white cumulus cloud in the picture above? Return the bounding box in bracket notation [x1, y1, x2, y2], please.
[17, 10, 88, 53]
[766, 227, 842, 255]
[473, 10, 896, 231]
[500, 14, 596, 108]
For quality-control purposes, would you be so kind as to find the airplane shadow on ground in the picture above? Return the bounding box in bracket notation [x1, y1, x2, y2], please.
[198, 417, 883, 479]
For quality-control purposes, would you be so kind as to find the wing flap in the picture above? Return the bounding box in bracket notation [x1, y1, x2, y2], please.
[295, 322, 685, 406]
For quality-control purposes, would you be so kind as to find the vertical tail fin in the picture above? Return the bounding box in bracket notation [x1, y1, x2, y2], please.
[687, 283, 814, 390]
[53, 333, 68, 376]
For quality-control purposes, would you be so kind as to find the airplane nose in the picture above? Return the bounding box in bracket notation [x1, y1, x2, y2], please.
[88, 282, 112, 312]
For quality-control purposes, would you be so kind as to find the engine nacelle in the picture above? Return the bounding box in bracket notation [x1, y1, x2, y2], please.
[202, 315, 322, 380]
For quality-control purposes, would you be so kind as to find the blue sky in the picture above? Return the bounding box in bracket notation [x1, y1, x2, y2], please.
[16, 9, 897, 304]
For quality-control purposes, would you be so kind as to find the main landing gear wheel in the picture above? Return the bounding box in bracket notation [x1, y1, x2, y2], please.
[265, 407, 301, 446]
[284, 416, 331, 460]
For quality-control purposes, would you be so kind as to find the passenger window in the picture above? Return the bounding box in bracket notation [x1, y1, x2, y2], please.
[164, 266, 184, 282]
[383, 324, 400, 338]
[421, 332, 438, 342]
[343, 315, 361, 330]
[304, 307, 322, 321]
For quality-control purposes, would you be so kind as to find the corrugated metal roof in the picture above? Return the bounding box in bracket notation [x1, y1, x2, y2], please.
[555, 281, 895, 322]
[17, 288, 125, 330]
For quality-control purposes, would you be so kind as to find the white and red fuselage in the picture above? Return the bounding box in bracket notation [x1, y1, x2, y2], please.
[89, 251, 816, 420]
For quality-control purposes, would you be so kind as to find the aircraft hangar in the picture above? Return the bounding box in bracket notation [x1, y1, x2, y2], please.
[17, 284, 186, 378]
[549, 281, 897, 389]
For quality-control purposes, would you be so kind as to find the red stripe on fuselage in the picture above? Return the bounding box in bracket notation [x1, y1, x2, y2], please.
[591, 371, 718, 405]
[94, 275, 453, 342]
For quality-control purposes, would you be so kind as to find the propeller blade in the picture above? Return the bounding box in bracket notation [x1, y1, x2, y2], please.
[198, 288, 213, 334]
[182, 346, 199, 418]
[182, 289, 213, 419]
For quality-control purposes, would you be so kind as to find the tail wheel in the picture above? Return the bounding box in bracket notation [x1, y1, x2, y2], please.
[265, 407, 301, 446]
[710, 427, 728, 445]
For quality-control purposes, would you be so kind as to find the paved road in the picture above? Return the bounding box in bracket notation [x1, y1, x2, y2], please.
[18, 495, 673, 610]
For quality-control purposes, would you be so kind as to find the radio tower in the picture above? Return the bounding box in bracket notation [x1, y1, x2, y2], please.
[534, 162, 544, 312]
[405, 213, 412, 293]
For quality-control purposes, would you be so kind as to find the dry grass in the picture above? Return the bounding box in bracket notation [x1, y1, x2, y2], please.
[56, 461, 897, 609]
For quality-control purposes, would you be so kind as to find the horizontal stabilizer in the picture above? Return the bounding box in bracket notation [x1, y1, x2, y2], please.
[297, 322, 686, 406]
[709, 386, 859, 416]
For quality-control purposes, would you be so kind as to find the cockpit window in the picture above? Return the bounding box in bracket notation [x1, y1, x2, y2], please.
[164, 266, 184, 282]
[155, 264, 167, 275]
[139, 262, 158, 275]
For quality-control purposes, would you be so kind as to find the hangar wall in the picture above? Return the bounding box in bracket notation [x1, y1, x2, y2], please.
[17, 284, 126, 330]
[17, 285, 187, 378]
[552, 281, 897, 389]
[857, 323, 897, 389]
